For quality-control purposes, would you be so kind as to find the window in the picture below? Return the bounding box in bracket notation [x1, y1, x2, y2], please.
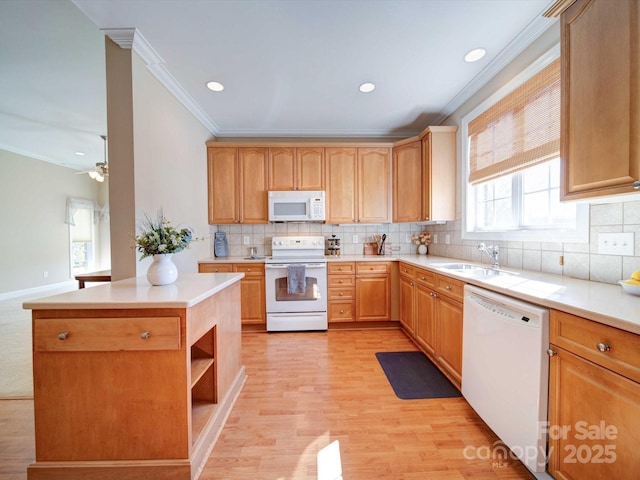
[462, 46, 587, 243]
[70, 206, 95, 273]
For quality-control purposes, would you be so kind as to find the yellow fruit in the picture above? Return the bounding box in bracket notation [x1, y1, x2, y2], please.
[624, 278, 640, 286]
[632, 270, 640, 281]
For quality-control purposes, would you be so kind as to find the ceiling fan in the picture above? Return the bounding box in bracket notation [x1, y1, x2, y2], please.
[77, 135, 108, 182]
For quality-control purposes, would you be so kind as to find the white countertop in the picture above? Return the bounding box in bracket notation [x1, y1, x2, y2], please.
[201, 254, 640, 334]
[23, 272, 244, 310]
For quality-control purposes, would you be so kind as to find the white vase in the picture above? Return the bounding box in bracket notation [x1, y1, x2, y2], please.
[418, 244, 428, 255]
[147, 254, 178, 286]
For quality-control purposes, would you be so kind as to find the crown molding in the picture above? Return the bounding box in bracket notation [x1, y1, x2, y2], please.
[102, 28, 221, 135]
[213, 128, 417, 139]
[431, 10, 557, 125]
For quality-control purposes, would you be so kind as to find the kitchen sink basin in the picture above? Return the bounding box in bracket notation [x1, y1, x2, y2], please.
[432, 263, 517, 278]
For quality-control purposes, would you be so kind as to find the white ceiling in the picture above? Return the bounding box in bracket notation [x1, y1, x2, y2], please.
[0, 0, 556, 171]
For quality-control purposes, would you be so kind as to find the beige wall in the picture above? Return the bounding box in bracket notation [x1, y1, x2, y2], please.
[129, 51, 212, 276]
[0, 149, 107, 294]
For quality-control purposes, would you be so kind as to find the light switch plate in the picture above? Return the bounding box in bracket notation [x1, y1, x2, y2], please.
[243, 235, 250, 245]
[598, 232, 634, 256]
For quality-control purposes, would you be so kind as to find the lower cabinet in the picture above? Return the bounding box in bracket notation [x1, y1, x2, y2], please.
[548, 310, 640, 480]
[199, 263, 265, 326]
[398, 262, 463, 389]
[328, 262, 356, 323]
[355, 262, 391, 321]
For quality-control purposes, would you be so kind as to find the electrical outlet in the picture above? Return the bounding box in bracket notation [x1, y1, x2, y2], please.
[445, 234, 451, 245]
[405, 234, 411, 243]
[433, 234, 438, 244]
[353, 234, 358, 243]
[43, 271, 48, 278]
[243, 235, 250, 245]
[598, 232, 634, 255]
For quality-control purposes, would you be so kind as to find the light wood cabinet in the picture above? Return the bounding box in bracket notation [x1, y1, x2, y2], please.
[207, 146, 269, 224]
[327, 262, 356, 322]
[548, 310, 640, 479]
[355, 262, 391, 321]
[199, 263, 265, 326]
[268, 147, 325, 191]
[393, 139, 423, 222]
[398, 263, 462, 389]
[551, 0, 640, 200]
[325, 147, 391, 223]
[28, 279, 244, 480]
[419, 126, 457, 222]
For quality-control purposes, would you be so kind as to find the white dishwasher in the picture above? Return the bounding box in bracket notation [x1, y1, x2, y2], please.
[462, 285, 551, 478]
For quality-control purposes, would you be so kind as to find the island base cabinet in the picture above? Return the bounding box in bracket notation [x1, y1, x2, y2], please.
[28, 281, 245, 480]
[548, 348, 640, 480]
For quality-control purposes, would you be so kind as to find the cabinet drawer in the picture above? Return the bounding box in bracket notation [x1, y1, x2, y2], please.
[34, 317, 181, 352]
[233, 263, 265, 276]
[328, 287, 355, 300]
[551, 310, 640, 383]
[399, 262, 415, 278]
[199, 263, 233, 273]
[414, 268, 435, 287]
[356, 262, 391, 275]
[328, 262, 355, 275]
[435, 275, 464, 302]
[328, 302, 354, 322]
[328, 275, 355, 287]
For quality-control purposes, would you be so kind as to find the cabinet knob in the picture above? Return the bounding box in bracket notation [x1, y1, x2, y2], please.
[547, 348, 557, 357]
[410, 282, 414, 286]
[370, 266, 374, 270]
[445, 285, 451, 290]
[421, 276, 426, 280]
[339, 267, 343, 271]
[247, 268, 251, 272]
[57, 332, 69, 340]
[633, 180, 640, 190]
[140, 331, 151, 340]
[596, 342, 611, 352]
[339, 280, 343, 283]
[340, 309, 344, 314]
[339, 292, 344, 296]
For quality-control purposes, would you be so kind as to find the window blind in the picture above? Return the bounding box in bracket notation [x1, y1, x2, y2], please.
[468, 58, 560, 185]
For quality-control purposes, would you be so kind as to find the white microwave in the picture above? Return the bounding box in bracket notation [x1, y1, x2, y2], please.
[268, 191, 325, 222]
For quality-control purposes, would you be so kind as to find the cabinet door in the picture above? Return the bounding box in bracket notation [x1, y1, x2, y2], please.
[435, 295, 463, 387]
[561, 0, 640, 200]
[207, 148, 239, 224]
[399, 275, 415, 335]
[238, 147, 269, 224]
[415, 283, 436, 357]
[325, 148, 357, 223]
[548, 346, 640, 479]
[237, 275, 265, 325]
[355, 275, 390, 321]
[423, 127, 457, 222]
[357, 147, 391, 223]
[296, 147, 325, 190]
[268, 147, 296, 191]
[393, 141, 423, 222]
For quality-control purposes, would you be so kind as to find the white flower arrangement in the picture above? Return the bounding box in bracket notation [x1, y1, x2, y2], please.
[134, 211, 196, 260]
[411, 231, 432, 246]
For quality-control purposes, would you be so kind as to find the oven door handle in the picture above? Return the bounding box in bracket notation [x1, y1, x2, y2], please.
[266, 263, 327, 269]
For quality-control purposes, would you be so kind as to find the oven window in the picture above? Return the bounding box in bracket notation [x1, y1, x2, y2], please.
[275, 277, 320, 301]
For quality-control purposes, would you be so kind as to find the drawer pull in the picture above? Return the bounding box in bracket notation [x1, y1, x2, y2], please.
[58, 332, 69, 340]
[340, 310, 344, 314]
[140, 331, 151, 340]
[596, 342, 611, 352]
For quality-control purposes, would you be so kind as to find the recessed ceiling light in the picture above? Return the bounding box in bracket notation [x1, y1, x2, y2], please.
[359, 82, 375, 93]
[464, 48, 486, 63]
[206, 81, 224, 92]
[75, 151, 85, 156]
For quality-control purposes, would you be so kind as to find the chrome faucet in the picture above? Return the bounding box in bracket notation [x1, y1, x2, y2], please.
[478, 243, 500, 269]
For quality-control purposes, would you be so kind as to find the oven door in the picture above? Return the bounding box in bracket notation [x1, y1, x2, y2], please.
[265, 262, 327, 313]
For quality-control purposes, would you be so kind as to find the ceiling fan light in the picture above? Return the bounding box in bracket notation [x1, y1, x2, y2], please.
[95, 173, 105, 182]
[88, 170, 99, 179]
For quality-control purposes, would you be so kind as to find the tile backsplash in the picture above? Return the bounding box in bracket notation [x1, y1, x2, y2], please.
[210, 199, 640, 285]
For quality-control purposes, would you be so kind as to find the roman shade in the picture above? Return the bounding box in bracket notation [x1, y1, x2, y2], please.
[468, 58, 560, 185]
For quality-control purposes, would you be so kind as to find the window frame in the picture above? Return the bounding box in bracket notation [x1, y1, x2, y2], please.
[460, 44, 588, 243]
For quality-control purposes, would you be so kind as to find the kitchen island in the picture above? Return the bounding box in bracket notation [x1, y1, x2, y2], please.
[23, 272, 245, 480]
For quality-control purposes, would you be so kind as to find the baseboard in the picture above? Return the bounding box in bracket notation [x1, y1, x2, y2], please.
[0, 280, 76, 301]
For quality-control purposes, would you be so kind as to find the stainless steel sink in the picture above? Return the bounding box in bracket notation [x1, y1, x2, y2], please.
[432, 263, 517, 278]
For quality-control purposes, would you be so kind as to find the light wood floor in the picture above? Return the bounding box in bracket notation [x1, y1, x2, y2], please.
[0, 329, 534, 480]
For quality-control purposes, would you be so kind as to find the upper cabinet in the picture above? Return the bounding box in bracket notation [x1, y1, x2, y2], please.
[268, 147, 325, 191]
[421, 127, 457, 222]
[325, 147, 391, 224]
[207, 146, 269, 224]
[392, 127, 457, 223]
[550, 0, 640, 200]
